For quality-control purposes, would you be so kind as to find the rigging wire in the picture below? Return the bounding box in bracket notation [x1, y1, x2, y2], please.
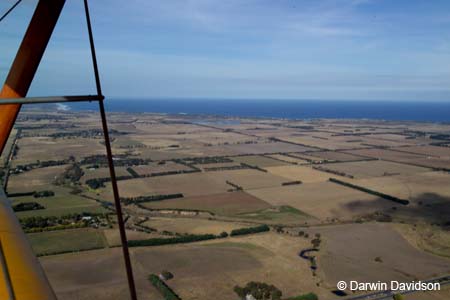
[83, 1, 138, 299]
[0, 0, 22, 24]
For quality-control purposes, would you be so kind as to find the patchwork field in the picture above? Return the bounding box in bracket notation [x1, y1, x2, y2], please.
[40, 233, 327, 300]
[14, 136, 107, 164]
[393, 145, 450, 158]
[40, 248, 151, 300]
[305, 150, 371, 162]
[279, 134, 368, 150]
[318, 160, 430, 178]
[247, 181, 391, 221]
[82, 166, 130, 181]
[131, 161, 193, 176]
[208, 169, 289, 190]
[103, 229, 155, 247]
[11, 187, 107, 218]
[394, 223, 450, 259]
[232, 154, 289, 167]
[347, 148, 450, 169]
[8, 165, 69, 192]
[143, 191, 272, 216]
[105, 172, 230, 198]
[265, 153, 309, 164]
[313, 223, 450, 289]
[103, 168, 289, 200]
[353, 171, 450, 201]
[220, 141, 315, 154]
[359, 136, 416, 147]
[348, 171, 450, 223]
[143, 217, 250, 235]
[237, 205, 313, 224]
[6, 110, 450, 300]
[28, 229, 107, 256]
[264, 165, 337, 183]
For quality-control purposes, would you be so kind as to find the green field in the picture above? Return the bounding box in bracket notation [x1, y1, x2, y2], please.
[237, 205, 313, 224]
[27, 228, 108, 256]
[12, 187, 108, 218]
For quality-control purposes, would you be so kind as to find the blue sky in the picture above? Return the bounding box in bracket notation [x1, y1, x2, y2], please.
[1, 0, 450, 101]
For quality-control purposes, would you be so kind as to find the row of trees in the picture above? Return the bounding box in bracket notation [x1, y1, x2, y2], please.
[234, 282, 282, 300]
[313, 166, 354, 179]
[12, 202, 45, 212]
[10, 158, 71, 175]
[54, 163, 84, 186]
[148, 274, 181, 300]
[128, 233, 218, 247]
[203, 164, 249, 172]
[121, 193, 184, 205]
[80, 154, 151, 167]
[48, 128, 125, 138]
[8, 190, 54, 198]
[282, 180, 302, 186]
[329, 178, 409, 205]
[34, 190, 55, 198]
[234, 281, 319, 300]
[241, 163, 268, 173]
[226, 180, 243, 191]
[85, 169, 200, 189]
[230, 224, 270, 236]
[126, 167, 140, 178]
[25, 223, 87, 233]
[178, 156, 233, 165]
[128, 224, 269, 248]
[19, 212, 105, 231]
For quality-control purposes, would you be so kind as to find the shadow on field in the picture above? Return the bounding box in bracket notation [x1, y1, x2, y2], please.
[343, 193, 450, 226]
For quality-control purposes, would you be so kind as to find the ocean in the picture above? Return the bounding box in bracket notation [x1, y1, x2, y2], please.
[65, 99, 450, 123]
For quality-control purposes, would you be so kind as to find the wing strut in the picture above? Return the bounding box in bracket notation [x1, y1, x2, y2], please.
[0, 0, 66, 154]
[0, 1, 138, 299]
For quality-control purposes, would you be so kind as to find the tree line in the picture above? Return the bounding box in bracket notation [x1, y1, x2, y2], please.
[148, 274, 181, 300]
[121, 193, 184, 205]
[329, 178, 409, 205]
[12, 202, 45, 212]
[230, 224, 270, 236]
[128, 224, 270, 248]
[86, 169, 200, 189]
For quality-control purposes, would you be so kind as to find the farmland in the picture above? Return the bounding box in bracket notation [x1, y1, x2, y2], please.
[11, 187, 107, 218]
[27, 228, 108, 256]
[312, 223, 450, 288]
[142, 191, 272, 216]
[264, 165, 339, 183]
[247, 181, 389, 221]
[142, 217, 251, 235]
[4, 109, 450, 300]
[315, 160, 430, 179]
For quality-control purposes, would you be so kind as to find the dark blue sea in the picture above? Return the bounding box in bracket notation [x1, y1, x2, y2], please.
[65, 99, 450, 123]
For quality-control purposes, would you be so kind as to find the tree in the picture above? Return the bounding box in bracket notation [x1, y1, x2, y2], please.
[161, 270, 174, 280]
[311, 238, 321, 248]
[234, 286, 246, 299]
[272, 289, 282, 300]
[233, 282, 282, 300]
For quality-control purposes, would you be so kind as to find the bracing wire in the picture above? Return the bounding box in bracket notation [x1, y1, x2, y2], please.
[83, 1, 138, 299]
[0, 0, 22, 24]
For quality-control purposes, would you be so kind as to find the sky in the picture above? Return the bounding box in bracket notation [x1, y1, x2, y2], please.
[0, 0, 450, 101]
